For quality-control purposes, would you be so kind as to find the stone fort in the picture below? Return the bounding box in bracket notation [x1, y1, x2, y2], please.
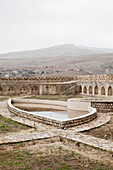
[0, 74, 113, 97]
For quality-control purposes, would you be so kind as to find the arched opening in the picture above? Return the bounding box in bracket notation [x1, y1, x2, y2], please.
[83, 86, 87, 94]
[79, 85, 82, 93]
[101, 86, 105, 95]
[94, 86, 98, 95]
[20, 86, 27, 94]
[89, 86, 92, 94]
[8, 86, 15, 94]
[0, 87, 2, 94]
[31, 86, 39, 94]
[108, 86, 112, 96]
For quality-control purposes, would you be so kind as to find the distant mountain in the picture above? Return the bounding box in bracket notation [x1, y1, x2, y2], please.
[0, 44, 113, 60]
[0, 44, 97, 59]
[78, 45, 113, 54]
[0, 44, 113, 75]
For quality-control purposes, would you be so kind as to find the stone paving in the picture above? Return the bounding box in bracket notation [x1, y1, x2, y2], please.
[62, 133, 113, 152]
[0, 100, 113, 153]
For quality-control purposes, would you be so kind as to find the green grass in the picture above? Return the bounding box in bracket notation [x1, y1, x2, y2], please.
[0, 115, 30, 133]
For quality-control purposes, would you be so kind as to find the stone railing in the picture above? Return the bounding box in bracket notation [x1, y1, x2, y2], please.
[7, 98, 97, 129]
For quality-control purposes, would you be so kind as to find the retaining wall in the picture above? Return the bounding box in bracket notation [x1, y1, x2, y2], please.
[8, 98, 97, 129]
[91, 102, 113, 113]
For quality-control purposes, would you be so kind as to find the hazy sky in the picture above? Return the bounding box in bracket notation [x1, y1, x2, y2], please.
[0, 0, 113, 53]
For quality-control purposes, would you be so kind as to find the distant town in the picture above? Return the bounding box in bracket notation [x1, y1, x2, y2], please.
[0, 64, 113, 78]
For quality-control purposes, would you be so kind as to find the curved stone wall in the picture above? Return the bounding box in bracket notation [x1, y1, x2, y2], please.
[74, 98, 113, 113]
[7, 98, 97, 129]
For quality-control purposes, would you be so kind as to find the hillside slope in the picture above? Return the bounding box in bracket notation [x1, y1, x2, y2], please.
[0, 44, 113, 75]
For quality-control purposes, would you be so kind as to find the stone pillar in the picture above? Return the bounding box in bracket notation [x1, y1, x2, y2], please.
[98, 87, 101, 96]
[82, 85, 84, 95]
[15, 87, 20, 95]
[87, 86, 89, 95]
[105, 87, 108, 97]
[39, 85, 43, 95]
[27, 86, 32, 95]
[92, 86, 95, 96]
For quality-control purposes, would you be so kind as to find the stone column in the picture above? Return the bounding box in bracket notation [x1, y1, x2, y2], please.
[92, 86, 95, 96]
[39, 85, 43, 95]
[87, 86, 89, 95]
[82, 85, 84, 95]
[105, 87, 108, 97]
[98, 87, 101, 96]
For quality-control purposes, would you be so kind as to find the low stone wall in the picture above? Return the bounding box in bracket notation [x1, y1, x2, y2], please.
[73, 98, 113, 113]
[8, 98, 97, 129]
[91, 102, 113, 113]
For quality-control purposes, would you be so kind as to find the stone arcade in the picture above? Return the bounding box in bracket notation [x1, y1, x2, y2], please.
[0, 74, 113, 97]
[77, 74, 113, 97]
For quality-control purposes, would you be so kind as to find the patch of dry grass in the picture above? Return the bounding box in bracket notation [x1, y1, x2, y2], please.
[0, 115, 30, 133]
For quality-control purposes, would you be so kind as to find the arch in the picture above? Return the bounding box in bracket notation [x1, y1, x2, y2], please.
[0, 87, 2, 91]
[0, 87, 3, 95]
[83, 86, 87, 94]
[89, 86, 92, 94]
[101, 86, 105, 95]
[108, 86, 112, 96]
[94, 86, 98, 95]
[31, 86, 39, 94]
[8, 86, 15, 94]
[20, 86, 27, 94]
[79, 85, 82, 93]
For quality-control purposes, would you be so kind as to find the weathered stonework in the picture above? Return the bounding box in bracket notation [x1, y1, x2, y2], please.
[91, 102, 113, 113]
[0, 74, 113, 97]
[76, 74, 113, 97]
[0, 77, 75, 95]
[7, 98, 97, 129]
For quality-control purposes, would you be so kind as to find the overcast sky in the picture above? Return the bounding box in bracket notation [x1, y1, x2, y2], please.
[0, 0, 113, 53]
